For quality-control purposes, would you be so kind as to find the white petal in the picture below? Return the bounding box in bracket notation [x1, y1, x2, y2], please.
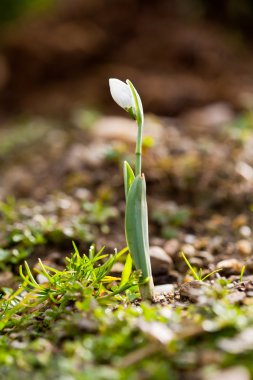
[109, 78, 133, 109]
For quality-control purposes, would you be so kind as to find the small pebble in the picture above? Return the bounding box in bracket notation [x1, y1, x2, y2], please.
[181, 244, 195, 257]
[155, 284, 174, 295]
[187, 257, 203, 267]
[163, 239, 180, 257]
[239, 226, 251, 238]
[217, 258, 243, 274]
[236, 240, 252, 256]
[184, 234, 196, 244]
[150, 246, 173, 274]
[194, 237, 208, 250]
[197, 250, 214, 264]
[233, 214, 248, 228]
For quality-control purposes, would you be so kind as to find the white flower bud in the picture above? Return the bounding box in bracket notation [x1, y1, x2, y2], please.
[109, 78, 135, 112]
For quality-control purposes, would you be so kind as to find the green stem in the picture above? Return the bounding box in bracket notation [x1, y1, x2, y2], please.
[135, 119, 143, 176]
[140, 277, 155, 300]
[126, 80, 143, 177]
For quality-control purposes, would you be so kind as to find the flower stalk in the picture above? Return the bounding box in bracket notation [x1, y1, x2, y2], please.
[109, 78, 154, 300]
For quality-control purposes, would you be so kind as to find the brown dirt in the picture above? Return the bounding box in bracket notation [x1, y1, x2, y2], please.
[0, 0, 253, 118]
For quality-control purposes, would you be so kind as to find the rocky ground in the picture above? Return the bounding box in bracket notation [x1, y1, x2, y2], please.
[1, 85, 253, 380]
[1, 101, 253, 281]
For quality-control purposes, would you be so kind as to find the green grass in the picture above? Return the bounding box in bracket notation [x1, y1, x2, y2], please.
[0, 196, 118, 270]
[181, 251, 222, 281]
[0, 197, 253, 379]
[0, 243, 139, 331]
[1, 266, 253, 379]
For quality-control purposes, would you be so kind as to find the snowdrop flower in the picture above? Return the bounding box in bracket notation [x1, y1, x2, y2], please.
[109, 78, 133, 110]
[109, 78, 144, 124]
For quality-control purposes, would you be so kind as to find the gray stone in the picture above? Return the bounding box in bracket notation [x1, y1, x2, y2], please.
[149, 246, 173, 274]
[155, 284, 174, 295]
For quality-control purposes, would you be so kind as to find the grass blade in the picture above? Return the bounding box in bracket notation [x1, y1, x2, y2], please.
[120, 253, 132, 287]
[124, 160, 135, 199]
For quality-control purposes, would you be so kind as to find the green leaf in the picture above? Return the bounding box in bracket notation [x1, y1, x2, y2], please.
[120, 253, 132, 287]
[125, 174, 152, 279]
[123, 161, 135, 199]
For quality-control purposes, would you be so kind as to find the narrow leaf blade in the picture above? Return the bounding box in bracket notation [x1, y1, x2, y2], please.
[120, 253, 133, 287]
[123, 161, 135, 199]
[125, 174, 152, 279]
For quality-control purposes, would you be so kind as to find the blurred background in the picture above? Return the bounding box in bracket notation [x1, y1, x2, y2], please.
[0, 0, 253, 118]
[0, 0, 253, 284]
